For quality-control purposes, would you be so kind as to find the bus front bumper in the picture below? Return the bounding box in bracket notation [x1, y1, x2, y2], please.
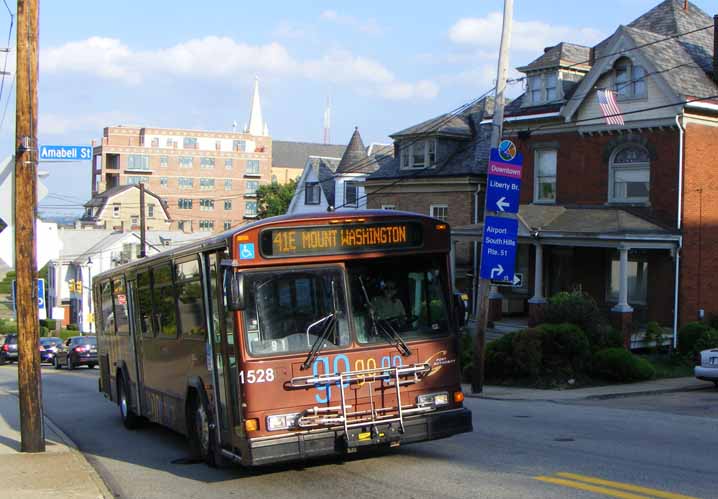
[245, 407, 473, 466]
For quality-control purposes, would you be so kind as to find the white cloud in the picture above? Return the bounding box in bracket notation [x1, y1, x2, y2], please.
[449, 12, 604, 52]
[320, 10, 382, 35]
[40, 36, 436, 101]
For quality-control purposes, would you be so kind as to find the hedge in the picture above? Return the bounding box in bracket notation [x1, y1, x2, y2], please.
[592, 348, 655, 382]
[693, 330, 718, 356]
[678, 322, 713, 354]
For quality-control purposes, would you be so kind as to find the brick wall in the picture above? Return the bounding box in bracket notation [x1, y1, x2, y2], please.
[680, 120, 718, 325]
[515, 129, 680, 227]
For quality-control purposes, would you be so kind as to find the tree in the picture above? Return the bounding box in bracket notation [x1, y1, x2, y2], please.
[256, 179, 297, 219]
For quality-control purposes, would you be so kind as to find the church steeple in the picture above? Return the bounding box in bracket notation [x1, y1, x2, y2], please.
[246, 76, 267, 136]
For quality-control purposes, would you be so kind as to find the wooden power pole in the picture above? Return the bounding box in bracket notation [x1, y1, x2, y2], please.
[472, 0, 514, 394]
[15, 0, 44, 452]
[139, 182, 146, 257]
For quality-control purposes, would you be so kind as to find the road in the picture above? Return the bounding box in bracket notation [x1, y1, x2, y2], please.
[0, 365, 716, 499]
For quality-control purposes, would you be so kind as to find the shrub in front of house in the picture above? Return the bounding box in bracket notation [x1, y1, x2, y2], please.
[0, 319, 16, 335]
[677, 322, 713, 355]
[511, 329, 543, 379]
[485, 331, 517, 380]
[693, 330, 718, 356]
[536, 323, 591, 376]
[592, 347, 655, 382]
[542, 291, 616, 351]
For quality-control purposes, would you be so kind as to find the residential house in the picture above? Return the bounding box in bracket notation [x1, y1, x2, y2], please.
[288, 128, 391, 214]
[366, 100, 495, 298]
[79, 184, 172, 231]
[467, 0, 718, 342]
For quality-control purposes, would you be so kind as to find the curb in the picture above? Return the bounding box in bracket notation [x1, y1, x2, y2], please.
[463, 383, 712, 402]
[0, 387, 114, 499]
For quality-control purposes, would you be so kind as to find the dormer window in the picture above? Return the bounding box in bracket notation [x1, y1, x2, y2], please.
[400, 139, 436, 169]
[528, 72, 558, 105]
[614, 58, 646, 99]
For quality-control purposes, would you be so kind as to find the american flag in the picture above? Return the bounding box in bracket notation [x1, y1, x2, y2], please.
[597, 89, 624, 125]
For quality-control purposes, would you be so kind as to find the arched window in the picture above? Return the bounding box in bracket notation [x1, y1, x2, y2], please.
[609, 144, 650, 203]
[614, 57, 646, 99]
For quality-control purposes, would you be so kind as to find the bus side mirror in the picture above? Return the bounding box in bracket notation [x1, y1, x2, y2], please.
[227, 271, 245, 311]
[453, 292, 467, 329]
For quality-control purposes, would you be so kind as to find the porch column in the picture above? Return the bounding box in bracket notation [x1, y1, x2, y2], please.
[528, 242, 546, 326]
[611, 245, 634, 348]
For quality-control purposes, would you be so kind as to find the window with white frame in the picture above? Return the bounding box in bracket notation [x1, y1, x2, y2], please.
[178, 177, 193, 189]
[614, 58, 647, 99]
[224, 200, 232, 210]
[245, 201, 257, 217]
[430, 204, 448, 221]
[305, 182, 320, 205]
[246, 180, 258, 196]
[400, 139, 437, 169]
[126, 175, 149, 185]
[527, 72, 559, 105]
[233, 140, 246, 152]
[148, 204, 155, 218]
[246, 159, 260, 175]
[160, 177, 168, 188]
[200, 178, 215, 190]
[225, 159, 233, 169]
[224, 179, 232, 191]
[224, 221, 232, 230]
[199, 220, 214, 231]
[160, 156, 168, 168]
[200, 199, 214, 211]
[178, 198, 193, 209]
[381, 204, 396, 210]
[200, 157, 215, 169]
[127, 154, 150, 171]
[609, 145, 650, 203]
[344, 182, 359, 207]
[183, 137, 198, 149]
[112, 204, 120, 218]
[131, 215, 139, 225]
[179, 156, 193, 168]
[534, 149, 557, 203]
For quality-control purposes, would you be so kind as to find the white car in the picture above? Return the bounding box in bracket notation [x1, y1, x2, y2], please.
[695, 348, 718, 387]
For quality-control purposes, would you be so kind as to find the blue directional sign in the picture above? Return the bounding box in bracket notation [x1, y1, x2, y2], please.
[480, 216, 518, 282]
[11, 278, 45, 312]
[39, 145, 92, 161]
[486, 147, 523, 214]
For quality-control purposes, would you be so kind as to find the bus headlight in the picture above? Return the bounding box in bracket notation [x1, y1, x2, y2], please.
[266, 413, 300, 431]
[417, 392, 449, 408]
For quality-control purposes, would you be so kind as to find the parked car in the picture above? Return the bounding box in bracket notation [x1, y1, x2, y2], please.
[39, 337, 63, 364]
[53, 336, 97, 370]
[0, 334, 18, 364]
[694, 347, 718, 387]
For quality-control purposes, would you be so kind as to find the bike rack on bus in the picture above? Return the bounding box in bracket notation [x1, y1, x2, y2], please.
[289, 363, 433, 445]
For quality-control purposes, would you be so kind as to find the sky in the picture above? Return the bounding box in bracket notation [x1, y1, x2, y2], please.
[0, 0, 714, 214]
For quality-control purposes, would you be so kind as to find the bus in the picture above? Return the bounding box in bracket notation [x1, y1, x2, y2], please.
[93, 210, 472, 467]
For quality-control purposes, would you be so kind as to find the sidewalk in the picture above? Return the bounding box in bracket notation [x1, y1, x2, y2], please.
[462, 376, 711, 402]
[0, 387, 111, 498]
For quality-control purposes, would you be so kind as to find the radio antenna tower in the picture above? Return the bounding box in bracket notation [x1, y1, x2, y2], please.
[323, 95, 331, 144]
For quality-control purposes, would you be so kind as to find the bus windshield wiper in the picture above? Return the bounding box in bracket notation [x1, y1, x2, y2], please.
[301, 280, 339, 370]
[358, 277, 411, 357]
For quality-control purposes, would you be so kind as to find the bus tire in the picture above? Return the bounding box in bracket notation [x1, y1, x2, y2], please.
[187, 393, 223, 467]
[118, 376, 141, 430]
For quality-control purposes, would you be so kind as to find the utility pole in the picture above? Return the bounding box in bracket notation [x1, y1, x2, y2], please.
[139, 182, 146, 258]
[472, 0, 513, 394]
[15, 0, 44, 452]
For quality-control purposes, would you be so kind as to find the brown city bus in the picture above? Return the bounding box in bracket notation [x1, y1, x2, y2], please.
[94, 210, 472, 467]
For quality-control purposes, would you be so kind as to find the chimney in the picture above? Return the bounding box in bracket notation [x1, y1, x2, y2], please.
[714, 15, 718, 83]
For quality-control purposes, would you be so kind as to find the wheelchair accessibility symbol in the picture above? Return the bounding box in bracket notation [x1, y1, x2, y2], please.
[239, 243, 255, 260]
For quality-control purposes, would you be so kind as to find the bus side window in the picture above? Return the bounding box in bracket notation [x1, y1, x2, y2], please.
[137, 270, 154, 337]
[176, 258, 207, 339]
[112, 277, 130, 336]
[152, 263, 178, 338]
[100, 281, 116, 335]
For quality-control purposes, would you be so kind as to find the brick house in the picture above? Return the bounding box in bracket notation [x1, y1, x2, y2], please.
[366, 99, 494, 298]
[486, 0, 718, 342]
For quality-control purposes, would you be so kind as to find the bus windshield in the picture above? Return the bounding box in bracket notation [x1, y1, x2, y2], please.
[348, 254, 450, 344]
[243, 267, 351, 356]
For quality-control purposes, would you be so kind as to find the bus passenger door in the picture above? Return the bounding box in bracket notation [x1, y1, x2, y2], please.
[126, 279, 145, 415]
[206, 252, 243, 452]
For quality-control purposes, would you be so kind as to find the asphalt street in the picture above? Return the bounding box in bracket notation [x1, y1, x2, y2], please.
[0, 365, 715, 499]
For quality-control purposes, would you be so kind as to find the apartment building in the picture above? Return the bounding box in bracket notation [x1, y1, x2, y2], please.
[90, 79, 271, 233]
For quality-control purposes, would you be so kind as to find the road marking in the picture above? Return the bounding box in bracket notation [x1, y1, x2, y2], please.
[534, 473, 701, 499]
[555, 473, 701, 499]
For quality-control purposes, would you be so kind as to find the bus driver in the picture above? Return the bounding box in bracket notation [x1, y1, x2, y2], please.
[371, 280, 406, 321]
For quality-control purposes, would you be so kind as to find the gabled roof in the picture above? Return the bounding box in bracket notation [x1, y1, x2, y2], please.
[390, 98, 496, 139]
[336, 127, 371, 174]
[311, 157, 341, 207]
[271, 140, 346, 169]
[81, 184, 170, 222]
[517, 42, 592, 72]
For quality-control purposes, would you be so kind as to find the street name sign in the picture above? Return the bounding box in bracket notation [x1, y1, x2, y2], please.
[480, 216, 518, 283]
[39, 145, 92, 161]
[485, 143, 523, 214]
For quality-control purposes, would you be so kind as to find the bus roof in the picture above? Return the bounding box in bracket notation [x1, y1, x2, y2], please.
[93, 210, 446, 282]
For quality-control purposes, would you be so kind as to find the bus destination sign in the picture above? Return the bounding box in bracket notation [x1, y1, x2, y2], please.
[259, 222, 423, 258]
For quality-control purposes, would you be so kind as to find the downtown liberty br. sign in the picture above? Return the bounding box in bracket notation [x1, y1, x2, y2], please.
[480, 140, 524, 284]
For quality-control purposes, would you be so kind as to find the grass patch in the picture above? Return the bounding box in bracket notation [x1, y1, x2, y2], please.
[640, 353, 693, 379]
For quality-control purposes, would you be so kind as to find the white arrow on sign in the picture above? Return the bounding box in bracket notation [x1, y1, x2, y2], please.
[496, 196, 510, 212]
[513, 273, 522, 287]
[490, 264, 504, 279]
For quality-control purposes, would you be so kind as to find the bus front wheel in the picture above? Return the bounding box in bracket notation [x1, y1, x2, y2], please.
[188, 394, 224, 467]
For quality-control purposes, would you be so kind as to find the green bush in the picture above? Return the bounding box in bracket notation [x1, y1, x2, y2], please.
[537, 323, 591, 375]
[39, 326, 48, 337]
[592, 348, 655, 382]
[485, 332, 516, 380]
[0, 319, 17, 335]
[66, 323, 79, 331]
[511, 329, 543, 378]
[693, 330, 718, 356]
[678, 322, 712, 354]
[40, 319, 57, 331]
[543, 291, 611, 349]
